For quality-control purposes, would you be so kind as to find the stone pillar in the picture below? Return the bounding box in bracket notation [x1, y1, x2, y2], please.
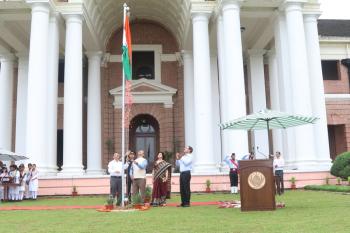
[46, 13, 60, 174]
[15, 54, 28, 155]
[86, 51, 103, 174]
[0, 54, 15, 150]
[304, 13, 332, 169]
[274, 12, 296, 166]
[61, 14, 84, 175]
[211, 55, 222, 166]
[191, 11, 216, 173]
[26, 3, 50, 170]
[247, 49, 269, 157]
[221, 0, 249, 158]
[182, 51, 195, 149]
[267, 50, 283, 154]
[216, 14, 229, 160]
[285, 2, 317, 169]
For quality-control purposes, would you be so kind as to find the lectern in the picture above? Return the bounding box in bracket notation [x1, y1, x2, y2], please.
[239, 159, 276, 211]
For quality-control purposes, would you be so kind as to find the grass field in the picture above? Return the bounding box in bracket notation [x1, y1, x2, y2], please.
[0, 190, 349, 233]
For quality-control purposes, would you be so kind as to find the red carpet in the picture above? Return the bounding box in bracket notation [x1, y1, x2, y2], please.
[0, 201, 219, 211]
[0, 205, 103, 211]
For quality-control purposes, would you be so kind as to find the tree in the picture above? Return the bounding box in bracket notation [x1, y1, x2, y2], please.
[330, 152, 350, 179]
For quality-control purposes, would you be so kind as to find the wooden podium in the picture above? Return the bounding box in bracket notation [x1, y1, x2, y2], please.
[239, 159, 276, 211]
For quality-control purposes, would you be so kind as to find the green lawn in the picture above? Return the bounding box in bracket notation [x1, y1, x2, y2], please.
[0, 191, 349, 233]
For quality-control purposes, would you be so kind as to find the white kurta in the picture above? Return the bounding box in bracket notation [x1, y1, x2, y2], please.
[19, 172, 27, 192]
[29, 170, 39, 192]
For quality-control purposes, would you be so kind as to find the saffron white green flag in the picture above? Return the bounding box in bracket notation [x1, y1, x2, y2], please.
[122, 11, 132, 80]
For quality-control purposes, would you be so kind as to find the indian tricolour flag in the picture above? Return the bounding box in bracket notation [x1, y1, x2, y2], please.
[122, 10, 132, 80]
[122, 6, 133, 127]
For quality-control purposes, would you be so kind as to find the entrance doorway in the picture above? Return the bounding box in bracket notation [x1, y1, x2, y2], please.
[129, 114, 159, 172]
[328, 124, 347, 160]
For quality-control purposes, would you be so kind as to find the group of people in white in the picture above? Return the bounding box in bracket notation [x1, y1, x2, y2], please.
[0, 162, 39, 201]
[224, 151, 285, 195]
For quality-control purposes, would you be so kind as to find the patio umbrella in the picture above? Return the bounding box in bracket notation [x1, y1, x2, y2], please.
[219, 109, 319, 155]
[0, 148, 29, 161]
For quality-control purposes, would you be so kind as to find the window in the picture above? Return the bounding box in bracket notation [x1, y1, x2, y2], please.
[322, 60, 339, 80]
[132, 51, 155, 80]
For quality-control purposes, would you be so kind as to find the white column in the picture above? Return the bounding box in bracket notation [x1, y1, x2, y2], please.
[285, 2, 317, 169]
[216, 14, 230, 163]
[191, 11, 216, 173]
[182, 51, 195, 149]
[46, 13, 60, 174]
[15, 54, 28, 155]
[0, 54, 15, 150]
[221, 0, 249, 158]
[267, 50, 283, 154]
[247, 49, 269, 158]
[304, 13, 332, 169]
[274, 12, 296, 166]
[211, 55, 222, 166]
[61, 14, 84, 175]
[26, 3, 50, 170]
[86, 51, 103, 174]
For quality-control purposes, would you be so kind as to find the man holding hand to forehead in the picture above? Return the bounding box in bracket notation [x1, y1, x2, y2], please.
[176, 146, 193, 207]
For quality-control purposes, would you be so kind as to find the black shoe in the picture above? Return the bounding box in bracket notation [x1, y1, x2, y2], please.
[182, 204, 190, 207]
[176, 204, 183, 207]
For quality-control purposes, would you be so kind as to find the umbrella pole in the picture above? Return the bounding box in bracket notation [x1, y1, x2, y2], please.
[267, 120, 271, 157]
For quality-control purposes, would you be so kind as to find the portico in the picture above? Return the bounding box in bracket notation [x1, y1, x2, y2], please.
[0, 0, 331, 178]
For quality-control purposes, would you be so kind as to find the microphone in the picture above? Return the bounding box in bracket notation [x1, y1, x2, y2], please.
[256, 146, 268, 159]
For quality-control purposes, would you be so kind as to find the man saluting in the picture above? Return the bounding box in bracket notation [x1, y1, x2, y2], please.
[176, 146, 193, 207]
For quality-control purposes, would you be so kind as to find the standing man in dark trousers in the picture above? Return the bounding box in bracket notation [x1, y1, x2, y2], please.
[176, 146, 193, 207]
[273, 151, 285, 195]
[108, 153, 123, 206]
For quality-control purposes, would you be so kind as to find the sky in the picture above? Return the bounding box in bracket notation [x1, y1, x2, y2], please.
[320, 0, 350, 19]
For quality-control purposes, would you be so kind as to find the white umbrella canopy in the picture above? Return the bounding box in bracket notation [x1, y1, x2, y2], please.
[219, 109, 319, 155]
[219, 109, 319, 131]
[0, 148, 29, 161]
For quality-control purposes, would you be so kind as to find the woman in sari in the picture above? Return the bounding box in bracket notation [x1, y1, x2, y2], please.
[151, 152, 172, 207]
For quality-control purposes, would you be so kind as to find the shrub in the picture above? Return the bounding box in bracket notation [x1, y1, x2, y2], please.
[206, 179, 211, 188]
[330, 152, 350, 180]
[131, 193, 142, 204]
[304, 185, 350, 193]
[290, 177, 296, 184]
[325, 177, 330, 185]
[145, 186, 152, 198]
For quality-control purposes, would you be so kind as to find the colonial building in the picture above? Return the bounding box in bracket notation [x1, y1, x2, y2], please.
[1, 0, 346, 187]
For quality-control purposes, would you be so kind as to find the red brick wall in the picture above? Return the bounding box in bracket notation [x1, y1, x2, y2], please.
[324, 61, 350, 94]
[101, 20, 184, 168]
[326, 100, 350, 155]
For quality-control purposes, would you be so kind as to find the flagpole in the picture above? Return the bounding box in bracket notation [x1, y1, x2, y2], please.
[121, 2, 128, 208]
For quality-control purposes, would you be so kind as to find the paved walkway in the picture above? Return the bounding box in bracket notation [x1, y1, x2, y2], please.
[0, 201, 219, 211]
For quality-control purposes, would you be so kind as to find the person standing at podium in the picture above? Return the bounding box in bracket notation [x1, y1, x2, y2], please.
[273, 151, 285, 195]
[224, 153, 239, 194]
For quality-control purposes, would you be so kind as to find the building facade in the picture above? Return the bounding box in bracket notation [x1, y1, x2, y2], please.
[1, 0, 345, 178]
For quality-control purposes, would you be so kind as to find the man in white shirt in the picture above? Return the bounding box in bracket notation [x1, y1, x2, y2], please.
[273, 151, 285, 195]
[108, 153, 123, 205]
[176, 146, 193, 207]
[131, 150, 148, 203]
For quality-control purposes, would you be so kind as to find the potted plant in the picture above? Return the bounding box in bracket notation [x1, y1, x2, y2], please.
[144, 186, 152, 203]
[290, 177, 296, 190]
[336, 177, 341, 185]
[72, 186, 78, 196]
[205, 179, 211, 193]
[131, 193, 143, 209]
[325, 177, 330, 185]
[105, 195, 115, 210]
